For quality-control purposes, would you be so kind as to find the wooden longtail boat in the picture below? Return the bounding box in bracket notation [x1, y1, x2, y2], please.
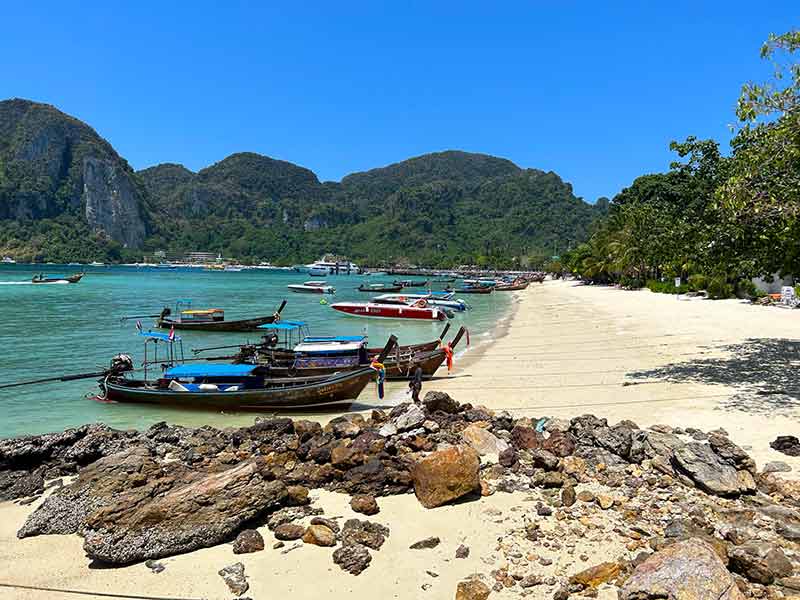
[450, 286, 493, 294]
[154, 300, 287, 332]
[494, 281, 530, 291]
[394, 279, 428, 288]
[101, 366, 375, 409]
[31, 272, 84, 284]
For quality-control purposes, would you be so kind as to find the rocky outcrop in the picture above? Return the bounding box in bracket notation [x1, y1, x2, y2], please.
[83, 157, 146, 248]
[621, 538, 745, 600]
[82, 459, 288, 564]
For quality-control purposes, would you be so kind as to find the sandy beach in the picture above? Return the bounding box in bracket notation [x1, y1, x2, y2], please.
[2, 279, 799, 600]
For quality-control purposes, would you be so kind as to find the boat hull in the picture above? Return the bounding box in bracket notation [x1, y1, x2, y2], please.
[288, 285, 334, 294]
[158, 314, 278, 332]
[331, 302, 446, 321]
[103, 368, 373, 409]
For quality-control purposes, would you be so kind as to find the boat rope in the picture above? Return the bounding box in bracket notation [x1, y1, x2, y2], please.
[0, 582, 207, 600]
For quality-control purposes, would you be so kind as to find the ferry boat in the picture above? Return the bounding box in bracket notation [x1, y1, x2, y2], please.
[330, 301, 447, 321]
[287, 281, 336, 294]
[303, 256, 360, 276]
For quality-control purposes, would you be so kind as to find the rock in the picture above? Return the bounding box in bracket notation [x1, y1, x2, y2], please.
[350, 494, 379, 515]
[309, 516, 340, 533]
[763, 461, 792, 473]
[708, 434, 756, 474]
[267, 505, 322, 530]
[560, 456, 587, 477]
[510, 425, 543, 450]
[423, 391, 460, 414]
[326, 414, 365, 438]
[771, 436, 800, 457]
[0, 470, 44, 501]
[530, 449, 560, 471]
[456, 544, 470, 558]
[499, 448, 518, 467]
[232, 529, 265, 554]
[776, 522, 800, 542]
[145, 559, 165, 573]
[218, 562, 249, 596]
[394, 404, 426, 431]
[410, 536, 440, 549]
[378, 423, 398, 437]
[519, 574, 542, 588]
[577, 490, 595, 503]
[286, 485, 310, 506]
[672, 442, 754, 497]
[621, 538, 745, 600]
[561, 485, 576, 507]
[570, 562, 621, 587]
[340, 519, 389, 550]
[274, 523, 306, 541]
[596, 494, 614, 510]
[333, 544, 372, 575]
[462, 424, 510, 460]
[82, 460, 288, 564]
[456, 579, 491, 600]
[303, 524, 336, 547]
[410, 445, 480, 509]
[728, 541, 793, 584]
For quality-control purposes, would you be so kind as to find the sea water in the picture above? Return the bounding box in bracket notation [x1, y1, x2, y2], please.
[0, 265, 509, 438]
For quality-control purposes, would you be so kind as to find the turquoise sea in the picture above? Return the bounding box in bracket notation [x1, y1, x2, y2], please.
[0, 265, 510, 438]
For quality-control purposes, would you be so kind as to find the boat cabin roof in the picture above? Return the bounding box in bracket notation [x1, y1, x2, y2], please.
[164, 364, 257, 378]
[181, 308, 223, 315]
[294, 340, 365, 354]
[303, 335, 366, 343]
[258, 320, 307, 331]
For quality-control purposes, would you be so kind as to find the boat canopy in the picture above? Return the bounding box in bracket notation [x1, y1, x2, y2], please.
[303, 335, 366, 343]
[181, 309, 223, 315]
[258, 320, 307, 331]
[164, 364, 258, 378]
[139, 331, 181, 342]
[294, 341, 365, 354]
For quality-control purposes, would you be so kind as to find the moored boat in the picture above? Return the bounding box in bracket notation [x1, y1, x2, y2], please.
[287, 281, 336, 294]
[357, 283, 404, 293]
[122, 299, 287, 332]
[330, 300, 447, 321]
[372, 293, 468, 312]
[393, 279, 429, 288]
[450, 285, 493, 294]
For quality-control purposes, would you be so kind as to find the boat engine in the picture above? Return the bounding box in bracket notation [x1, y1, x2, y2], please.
[109, 353, 134, 374]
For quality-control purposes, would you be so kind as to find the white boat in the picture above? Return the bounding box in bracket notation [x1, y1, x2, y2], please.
[223, 265, 244, 272]
[1, 256, 15, 264]
[305, 257, 360, 275]
[89, 261, 105, 267]
[372, 293, 469, 312]
[330, 301, 447, 321]
[288, 281, 336, 294]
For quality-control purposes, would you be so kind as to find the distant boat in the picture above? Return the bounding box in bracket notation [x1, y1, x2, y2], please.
[330, 301, 448, 321]
[357, 283, 404, 293]
[2, 256, 15, 264]
[89, 261, 105, 267]
[134, 299, 288, 332]
[31, 272, 84, 284]
[224, 265, 244, 272]
[305, 257, 360, 276]
[288, 281, 336, 294]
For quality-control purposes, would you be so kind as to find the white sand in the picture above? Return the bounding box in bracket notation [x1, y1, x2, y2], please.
[2, 279, 799, 599]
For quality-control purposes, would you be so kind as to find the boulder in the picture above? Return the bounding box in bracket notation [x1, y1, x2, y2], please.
[423, 391, 460, 414]
[621, 538, 745, 600]
[411, 445, 480, 509]
[232, 529, 264, 554]
[274, 523, 306, 541]
[310, 516, 340, 533]
[541, 430, 576, 457]
[510, 425, 543, 450]
[455, 579, 491, 600]
[350, 494, 379, 515]
[728, 541, 793, 584]
[0, 470, 44, 501]
[82, 460, 288, 564]
[763, 461, 792, 473]
[333, 544, 372, 575]
[771, 436, 800, 457]
[394, 404, 426, 432]
[455, 544, 470, 558]
[461, 424, 509, 460]
[303, 524, 336, 547]
[672, 443, 755, 497]
[340, 519, 389, 550]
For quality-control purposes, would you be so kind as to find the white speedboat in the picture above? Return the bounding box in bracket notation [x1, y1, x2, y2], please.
[372, 293, 469, 312]
[1, 256, 15, 264]
[288, 281, 336, 294]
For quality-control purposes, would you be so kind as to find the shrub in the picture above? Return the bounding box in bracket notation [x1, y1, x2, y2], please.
[646, 279, 689, 294]
[687, 274, 708, 291]
[734, 279, 761, 299]
[707, 276, 733, 299]
[619, 275, 644, 289]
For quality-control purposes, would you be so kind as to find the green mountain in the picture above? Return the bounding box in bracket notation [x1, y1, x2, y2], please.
[0, 99, 604, 266]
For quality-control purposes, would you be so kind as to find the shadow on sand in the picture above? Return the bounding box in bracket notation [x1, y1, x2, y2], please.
[628, 338, 800, 416]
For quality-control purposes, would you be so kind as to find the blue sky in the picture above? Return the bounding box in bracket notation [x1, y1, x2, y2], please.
[1, 2, 796, 202]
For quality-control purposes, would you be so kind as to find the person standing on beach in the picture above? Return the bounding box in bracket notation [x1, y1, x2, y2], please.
[409, 367, 423, 403]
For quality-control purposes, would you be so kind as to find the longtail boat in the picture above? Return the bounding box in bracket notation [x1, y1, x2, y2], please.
[450, 286, 493, 294]
[394, 279, 428, 288]
[31, 272, 84, 284]
[495, 280, 530, 291]
[330, 300, 447, 321]
[122, 300, 287, 332]
[97, 334, 399, 410]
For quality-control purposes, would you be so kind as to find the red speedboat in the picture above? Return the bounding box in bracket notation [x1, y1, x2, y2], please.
[330, 301, 447, 321]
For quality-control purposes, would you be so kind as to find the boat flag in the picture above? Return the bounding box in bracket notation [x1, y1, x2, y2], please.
[136, 320, 142, 332]
[168, 326, 175, 342]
